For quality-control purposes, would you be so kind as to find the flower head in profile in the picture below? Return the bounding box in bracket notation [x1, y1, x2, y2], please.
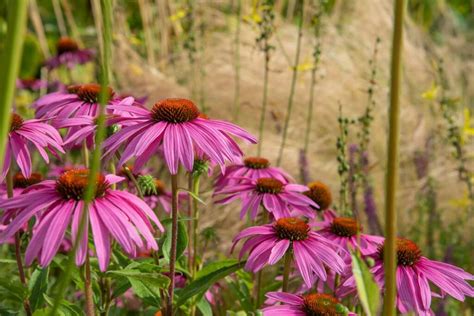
[0, 168, 163, 271]
[2, 113, 64, 181]
[263, 292, 355, 316]
[338, 238, 474, 315]
[33, 84, 133, 124]
[215, 156, 293, 190]
[215, 177, 317, 220]
[314, 211, 383, 257]
[45, 37, 94, 70]
[303, 181, 333, 211]
[232, 217, 345, 287]
[102, 98, 256, 174]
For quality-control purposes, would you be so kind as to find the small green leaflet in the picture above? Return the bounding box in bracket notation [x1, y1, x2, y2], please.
[161, 218, 189, 262]
[350, 251, 380, 316]
[29, 267, 49, 311]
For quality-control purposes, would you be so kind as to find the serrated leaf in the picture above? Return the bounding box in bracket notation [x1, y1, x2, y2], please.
[162, 218, 188, 262]
[176, 259, 245, 307]
[351, 251, 380, 316]
[108, 269, 169, 307]
[29, 267, 49, 311]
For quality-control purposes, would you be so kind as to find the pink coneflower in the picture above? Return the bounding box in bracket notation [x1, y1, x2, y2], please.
[303, 181, 333, 211]
[215, 156, 293, 190]
[44, 37, 94, 70]
[54, 115, 97, 149]
[314, 211, 383, 256]
[0, 168, 163, 271]
[263, 292, 356, 316]
[33, 84, 133, 122]
[0, 172, 43, 198]
[338, 238, 474, 315]
[16, 78, 48, 91]
[2, 113, 64, 181]
[232, 217, 345, 287]
[215, 178, 318, 220]
[102, 98, 257, 174]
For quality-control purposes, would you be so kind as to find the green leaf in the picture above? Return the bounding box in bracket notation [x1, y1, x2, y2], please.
[162, 218, 189, 262]
[351, 251, 380, 316]
[176, 259, 245, 307]
[29, 267, 49, 311]
[196, 296, 212, 316]
[108, 269, 170, 307]
[42, 295, 83, 316]
[0, 277, 28, 302]
[179, 188, 206, 205]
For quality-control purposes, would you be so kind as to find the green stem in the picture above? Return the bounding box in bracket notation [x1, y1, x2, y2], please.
[167, 173, 179, 316]
[282, 251, 292, 292]
[85, 252, 95, 316]
[191, 175, 201, 277]
[257, 42, 270, 156]
[187, 174, 193, 273]
[0, 0, 28, 171]
[49, 0, 113, 314]
[303, 67, 317, 154]
[276, 1, 304, 166]
[7, 171, 32, 316]
[232, 0, 241, 122]
[382, 1, 404, 315]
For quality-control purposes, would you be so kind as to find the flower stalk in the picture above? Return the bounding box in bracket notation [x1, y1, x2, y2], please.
[7, 170, 32, 316]
[382, 1, 405, 315]
[282, 251, 292, 292]
[167, 173, 179, 316]
[0, 0, 28, 172]
[49, 0, 113, 314]
[277, 0, 304, 166]
[232, 0, 242, 122]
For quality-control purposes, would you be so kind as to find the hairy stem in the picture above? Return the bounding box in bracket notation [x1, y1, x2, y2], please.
[7, 171, 32, 316]
[383, 1, 405, 315]
[257, 41, 270, 156]
[232, 0, 241, 122]
[282, 251, 292, 292]
[85, 252, 95, 316]
[167, 173, 179, 316]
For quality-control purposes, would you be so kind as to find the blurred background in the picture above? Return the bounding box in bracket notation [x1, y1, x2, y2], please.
[0, 1, 473, 309]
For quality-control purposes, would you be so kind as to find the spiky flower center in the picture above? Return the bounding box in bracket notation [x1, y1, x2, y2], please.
[274, 218, 309, 241]
[256, 178, 283, 194]
[330, 217, 360, 237]
[57, 37, 79, 55]
[151, 98, 200, 123]
[154, 179, 165, 195]
[379, 238, 422, 266]
[304, 181, 332, 210]
[75, 84, 113, 104]
[10, 114, 24, 132]
[13, 172, 43, 188]
[302, 293, 341, 316]
[56, 169, 109, 201]
[244, 157, 270, 169]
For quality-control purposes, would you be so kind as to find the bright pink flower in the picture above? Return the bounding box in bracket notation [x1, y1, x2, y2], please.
[263, 292, 356, 316]
[215, 178, 318, 220]
[44, 37, 94, 70]
[0, 169, 163, 271]
[313, 210, 383, 257]
[215, 156, 293, 190]
[33, 84, 133, 123]
[54, 115, 97, 149]
[338, 238, 474, 315]
[2, 113, 64, 181]
[232, 218, 345, 287]
[101, 98, 256, 174]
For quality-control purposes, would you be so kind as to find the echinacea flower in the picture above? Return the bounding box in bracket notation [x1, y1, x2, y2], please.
[33, 83, 133, 124]
[215, 178, 318, 220]
[215, 156, 293, 190]
[2, 113, 64, 181]
[263, 292, 355, 316]
[44, 37, 94, 70]
[16, 78, 48, 91]
[102, 98, 257, 174]
[314, 211, 383, 257]
[338, 238, 474, 315]
[0, 168, 164, 271]
[232, 217, 345, 287]
[303, 181, 333, 211]
[0, 172, 43, 198]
